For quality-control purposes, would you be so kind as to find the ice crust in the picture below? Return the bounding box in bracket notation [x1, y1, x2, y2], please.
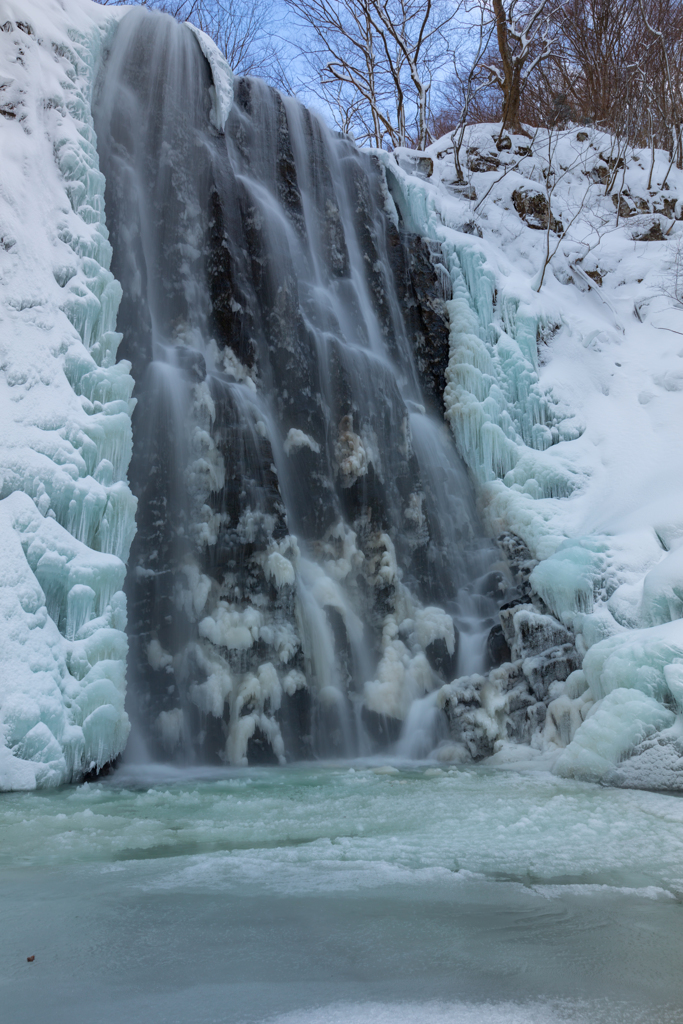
[0, 0, 136, 789]
[382, 125, 683, 786]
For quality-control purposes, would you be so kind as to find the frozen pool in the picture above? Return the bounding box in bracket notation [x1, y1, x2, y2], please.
[1, 764, 683, 1023]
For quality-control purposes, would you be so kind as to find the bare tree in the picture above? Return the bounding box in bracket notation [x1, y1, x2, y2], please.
[483, 0, 561, 135]
[439, 6, 495, 181]
[369, 0, 453, 148]
[194, 0, 294, 86]
[638, 0, 683, 172]
[661, 233, 683, 306]
[537, 0, 637, 128]
[532, 127, 595, 290]
[431, 0, 683, 147]
[283, 0, 454, 148]
[519, 0, 683, 162]
[285, 0, 399, 147]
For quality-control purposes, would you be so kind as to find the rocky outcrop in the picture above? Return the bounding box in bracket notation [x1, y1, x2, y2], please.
[434, 534, 585, 761]
[512, 187, 563, 233]
[385, 228, 451, 413]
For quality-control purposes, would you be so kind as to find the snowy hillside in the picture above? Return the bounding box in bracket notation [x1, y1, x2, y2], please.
[383, 123, 683, 787]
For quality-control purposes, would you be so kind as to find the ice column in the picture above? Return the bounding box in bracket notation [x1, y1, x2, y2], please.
[0, 5, 135, 790]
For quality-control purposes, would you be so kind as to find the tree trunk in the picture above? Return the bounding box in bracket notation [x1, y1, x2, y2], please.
[503, 68, 524, 134]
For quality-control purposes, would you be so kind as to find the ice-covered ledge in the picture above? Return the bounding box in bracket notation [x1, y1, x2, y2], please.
[0, 0, 135, 789]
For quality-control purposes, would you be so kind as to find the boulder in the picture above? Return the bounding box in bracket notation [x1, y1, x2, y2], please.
[512, 187, 563, 233]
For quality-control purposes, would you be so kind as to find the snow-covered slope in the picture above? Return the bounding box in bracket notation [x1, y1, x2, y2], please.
[382, 125, 683, 787]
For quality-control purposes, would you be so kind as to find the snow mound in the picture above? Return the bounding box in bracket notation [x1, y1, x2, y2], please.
[554, 689, 675, 782]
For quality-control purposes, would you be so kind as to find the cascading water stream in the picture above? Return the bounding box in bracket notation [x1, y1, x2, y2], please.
[93, 8, 505, 767]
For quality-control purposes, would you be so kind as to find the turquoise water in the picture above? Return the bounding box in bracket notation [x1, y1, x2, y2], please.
[2, 764, 683, 1023]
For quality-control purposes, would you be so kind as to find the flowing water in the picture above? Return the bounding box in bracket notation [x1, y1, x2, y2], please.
[2, 764, 683, 1023]
[93, 8, 502, 769]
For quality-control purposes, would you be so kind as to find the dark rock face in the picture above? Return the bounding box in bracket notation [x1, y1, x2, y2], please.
[434, 529, 587, 762]
[246, 728, 281, 765]
[386, 228, 452, 413]
[522, 643, 581, 701]
[449, 184, 477, 201]
[362, 707, 403, 744]
[395, 152, 434, 178]
[652, 195, 681, 220]
[631, 217, 666, 241]
[426, 636, 459, 682]
[442, 684, 497, 759]
[588, 163, 610, 185]
[457, 220, 482, 237]
[467, 147, 500, 173]
[485, 624, 511, 670]
[599, 151, 624, 170]
[611, 193, 634, 219]
[497, 533, 537, 604]
[503, 607, 572, 659]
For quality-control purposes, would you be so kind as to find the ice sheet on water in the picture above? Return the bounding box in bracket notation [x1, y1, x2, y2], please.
[5, 765, 683, 900]
[257, 999, 682, 1024]
[3, 766, 683, 1022]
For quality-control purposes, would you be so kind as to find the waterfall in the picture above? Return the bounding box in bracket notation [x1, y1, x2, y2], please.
[93, 8, 501, 767]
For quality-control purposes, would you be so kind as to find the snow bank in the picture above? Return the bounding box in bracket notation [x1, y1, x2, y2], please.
[582, 619, 683, 705]
[381, 124, 683, 785]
